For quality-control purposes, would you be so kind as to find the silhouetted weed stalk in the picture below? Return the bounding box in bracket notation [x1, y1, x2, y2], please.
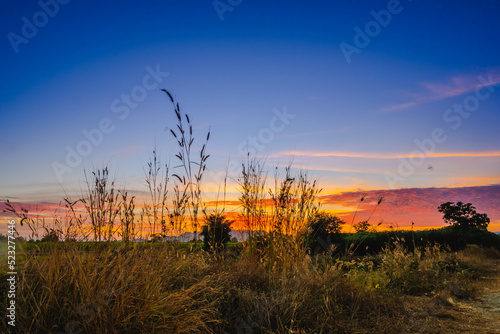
[119, 191, 135, 243]
[3, 198, 84, 242]
[163, 89, 210, 243]
[143, 148, 169, 239]
[81, 167, 121, 242]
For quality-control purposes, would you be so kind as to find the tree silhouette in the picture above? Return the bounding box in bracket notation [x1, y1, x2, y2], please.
[354, 220, 370, 233]
[305, 212, 344, 254]
[438, 201, 490, 230]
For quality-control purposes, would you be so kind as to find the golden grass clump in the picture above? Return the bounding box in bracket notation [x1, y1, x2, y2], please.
[6, 243, 223, 333]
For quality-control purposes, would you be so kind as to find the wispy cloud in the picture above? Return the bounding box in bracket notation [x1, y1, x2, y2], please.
[272, 150, 500, 159]
[382, 68, 500, 112]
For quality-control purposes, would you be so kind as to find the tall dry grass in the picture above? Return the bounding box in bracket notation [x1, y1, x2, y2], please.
[237, 155, 268, 238]
[2, 243, 222, 333]
[0, 241, 404, 333]
[2, 233, 498, 333]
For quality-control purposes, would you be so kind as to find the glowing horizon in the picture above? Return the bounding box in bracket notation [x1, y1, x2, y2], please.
[2, 183, 499, 238]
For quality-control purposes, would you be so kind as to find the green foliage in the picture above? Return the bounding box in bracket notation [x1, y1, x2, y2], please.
[376, 242, 476, 295]
[201, 213, 233, 251]
[438, 201, 490, 230]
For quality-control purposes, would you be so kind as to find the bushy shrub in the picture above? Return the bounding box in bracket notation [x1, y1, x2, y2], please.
[41, 229, 59, 243]
[201, 213, 233, 251]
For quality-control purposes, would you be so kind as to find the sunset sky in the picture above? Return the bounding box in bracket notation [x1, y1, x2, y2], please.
[1, 0, 499, 233]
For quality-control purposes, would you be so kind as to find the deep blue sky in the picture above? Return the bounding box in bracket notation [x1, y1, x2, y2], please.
[1, 0, 500, 204]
